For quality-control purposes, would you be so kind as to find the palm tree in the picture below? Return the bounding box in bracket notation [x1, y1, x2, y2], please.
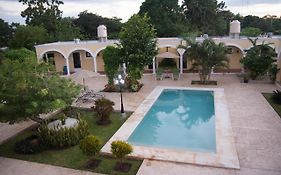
[181, 38, 228, 83]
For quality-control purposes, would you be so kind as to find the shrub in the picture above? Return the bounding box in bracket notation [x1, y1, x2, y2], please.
[14, 135, 45, 154]
[272, 90, 281, 104]
[79, 135, 101, 157]
[92, 98, 114, 125]
[269, 64, 280, 82]
[36, 118, 89, 149]
[111, 140, 133, 164]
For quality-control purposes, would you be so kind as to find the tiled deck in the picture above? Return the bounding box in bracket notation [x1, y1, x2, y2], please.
[80, 74, 281, 175]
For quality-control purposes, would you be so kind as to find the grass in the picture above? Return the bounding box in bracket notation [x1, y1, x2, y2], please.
[263, 93, 281, 118]
[0, 110, 143, 175]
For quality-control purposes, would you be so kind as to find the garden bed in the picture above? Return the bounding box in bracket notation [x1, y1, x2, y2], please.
[191, 80, 217, 85]
[263, 93, 281, 118]
[0, 109, 142, 175]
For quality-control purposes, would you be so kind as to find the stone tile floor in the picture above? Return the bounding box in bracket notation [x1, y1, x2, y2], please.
[1, 74, 281, 175]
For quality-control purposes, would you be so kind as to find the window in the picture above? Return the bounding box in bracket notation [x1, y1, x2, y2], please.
[86, 52, 92, 57]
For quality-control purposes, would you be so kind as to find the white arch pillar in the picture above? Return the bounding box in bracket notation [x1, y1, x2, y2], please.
[65, 57, 70, 76]
[177, 48, 186, 74]
[153, 57, 156, 74]
[93, 57, 97, 73]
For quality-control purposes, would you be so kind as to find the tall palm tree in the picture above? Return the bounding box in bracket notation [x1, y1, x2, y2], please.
[181, 38, 228, 83]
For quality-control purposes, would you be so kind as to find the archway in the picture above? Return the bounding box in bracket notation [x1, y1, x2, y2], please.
[66, 49, 95, 73]
[39, 50, 67, 74]
[224, 45, 244, 73]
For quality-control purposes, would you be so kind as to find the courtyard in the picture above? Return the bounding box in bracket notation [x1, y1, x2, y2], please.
[1, 74, 281, 175]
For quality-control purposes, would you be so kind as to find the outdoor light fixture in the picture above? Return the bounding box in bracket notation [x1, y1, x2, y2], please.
[115, 74, 126, 117]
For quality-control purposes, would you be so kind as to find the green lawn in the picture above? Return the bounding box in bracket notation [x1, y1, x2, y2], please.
[0, 110, 143, 175]
[263, 93, 281, 118]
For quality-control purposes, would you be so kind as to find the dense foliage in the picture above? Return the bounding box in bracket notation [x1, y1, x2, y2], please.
[241, 38, 277, 79]
[139, 0, 191, 37]
[103, 46, 121, 85]
[10, 25, 48, 50]
[111, 141, 133, 164]
[92, 98, 114, 125]
[19, 0, 63, 35]
[185, 39, 228, 82]
[0, 49, 81, 123]
[79, 135, 101, 157]
[37, 119, 89, 148]
[119, 14, 157, 88]
[0, 19, 12, 47]
[74, 11, 122, 39]
[241, 27, 262, 37]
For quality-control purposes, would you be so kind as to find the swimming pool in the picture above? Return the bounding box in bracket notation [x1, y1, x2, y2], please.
[128, 89, 216, 153]
[101, 86, 240, 169]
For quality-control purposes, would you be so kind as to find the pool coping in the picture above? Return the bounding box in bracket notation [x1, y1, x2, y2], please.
[101, 86, 240, 169]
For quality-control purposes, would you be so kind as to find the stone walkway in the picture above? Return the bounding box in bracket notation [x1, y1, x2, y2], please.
[1, 74, 281, 175]
[0, 157, 102, 175]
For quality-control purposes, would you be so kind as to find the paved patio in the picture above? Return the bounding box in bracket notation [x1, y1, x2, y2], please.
[1, 74, 281, 175]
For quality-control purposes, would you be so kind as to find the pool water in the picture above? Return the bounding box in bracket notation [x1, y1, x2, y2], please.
[128, 89, 216, 153]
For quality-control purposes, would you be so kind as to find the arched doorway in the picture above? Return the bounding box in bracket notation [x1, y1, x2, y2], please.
[224, 45, 244, 73]
[67, 49, 95, 73]
[40, 50, 66, 74]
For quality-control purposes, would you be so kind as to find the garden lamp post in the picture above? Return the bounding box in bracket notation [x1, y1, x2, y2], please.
[115, 74, 126, 117]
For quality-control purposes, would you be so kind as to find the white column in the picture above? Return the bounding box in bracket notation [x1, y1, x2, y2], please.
[93, 57, 97, 73]
[66, 57, 70, 76]
[177, 48, 186, 74]
[241, 52, 246, 73]
[153, 57, 156, 74]
[180, 56, 183, 74]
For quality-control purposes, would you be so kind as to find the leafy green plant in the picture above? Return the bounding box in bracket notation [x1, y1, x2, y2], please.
[119, 14, 157, 88]
[241, 27, 261, 37]
[79, 135, 101, 157]
[36, 119, 89, 149]
[92, 98, 114, 125]
[240, 38, 277, 80]
[0, 50, 81, 124]
[182, 38, 228, 83]
[103, 46, 121, 86]
[269, 64, 280, 82]
[111, 140, 133, 165]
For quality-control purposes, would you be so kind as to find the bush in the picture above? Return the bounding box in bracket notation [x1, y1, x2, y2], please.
[36, 118, 89, 149]
[111, 140, 133, 163]
[79, 135, 101, 157]
[14, 135, 45, 154]
[272, 90, 281, 104]
[269, 64, 280, 82]
[92, 98, 114, 125]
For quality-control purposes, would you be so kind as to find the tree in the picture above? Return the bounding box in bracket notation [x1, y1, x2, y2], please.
[111, 140, 133, 169]
[0, 49, 81, 123]
[241, 27, 262, 37]
[19, 0, 64, 34]
[139, 0, 191, 37]
[10, 25, 48, 50]
[79, 135, 101, 157]
[0, 18, 12, 47]
[4, 48, 36, 61]
[92, 98, 114, 125]
[182, 0, 227, 35]
[119, 14, 157, 88]
[241, 38, 277, 79]
[51, 17, 84, 41]
[103, 46, 121, 85]
[74, 11, 122, 39]
[184, 38, 228, 82]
